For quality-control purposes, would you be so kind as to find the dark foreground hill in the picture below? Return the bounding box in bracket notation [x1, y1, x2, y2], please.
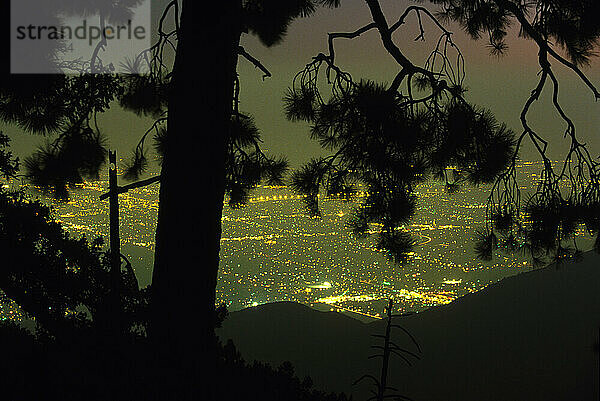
[217, 252, 600, 401]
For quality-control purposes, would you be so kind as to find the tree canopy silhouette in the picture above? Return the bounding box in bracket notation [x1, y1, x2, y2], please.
[2, 1, 341, 399]
[141, 3, 341, 399]
[284, 0, 600, 266]
[0, 136, 148, 342]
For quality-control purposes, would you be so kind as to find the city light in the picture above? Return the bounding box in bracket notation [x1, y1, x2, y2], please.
[0, 161, 594, 321]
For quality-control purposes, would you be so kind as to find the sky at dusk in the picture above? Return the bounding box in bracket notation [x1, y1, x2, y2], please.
[4, 0, 600, 173]
[233, 0, 600, 168]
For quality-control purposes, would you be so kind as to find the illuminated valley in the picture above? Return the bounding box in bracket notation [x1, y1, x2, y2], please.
[1, 161, 594, 322]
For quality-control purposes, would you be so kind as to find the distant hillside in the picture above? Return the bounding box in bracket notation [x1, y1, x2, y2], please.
[217, 252, 600, 401]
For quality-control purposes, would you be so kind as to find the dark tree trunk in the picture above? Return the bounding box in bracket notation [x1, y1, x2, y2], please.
[150, 0, 242, 398]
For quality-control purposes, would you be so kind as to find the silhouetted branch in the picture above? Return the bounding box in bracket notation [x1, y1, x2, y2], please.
[99, 175, 161, 201]
[328, 23, 378, 63]
[354, 374, 381, 387]
[491, 0, 600, 99]
[238, 46, 272, 79]
[389, 5, 452, 37]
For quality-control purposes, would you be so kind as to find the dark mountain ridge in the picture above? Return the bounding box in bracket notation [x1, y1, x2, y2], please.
[217, 252, 600, 400]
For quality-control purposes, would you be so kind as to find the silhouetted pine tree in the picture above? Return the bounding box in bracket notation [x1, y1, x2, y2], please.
[355, 300, 421, 401]
[132, 2, 340, 399]
[0, 147, 147, 343]
[285, 0, 600, 265]
[0, 136, 153, 399]
[2, 1, 340, 399]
